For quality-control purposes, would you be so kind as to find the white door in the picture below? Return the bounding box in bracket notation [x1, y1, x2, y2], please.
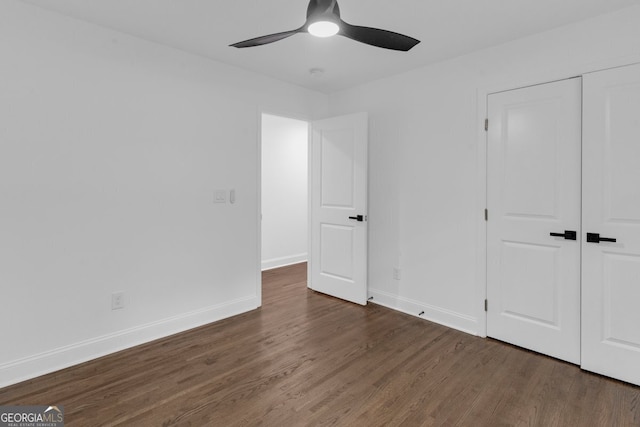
[582, 63, 640, 386]
[310, 112, 368, 305]
[487, 78, 582, 364]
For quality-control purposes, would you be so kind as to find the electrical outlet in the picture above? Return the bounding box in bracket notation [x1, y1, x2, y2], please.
[393, 268, 401, 280]
[111, 292, 125, 310]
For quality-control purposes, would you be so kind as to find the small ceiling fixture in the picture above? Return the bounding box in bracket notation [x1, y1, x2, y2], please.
[309, 67, 325, 77]
[230, 0, 420, 51]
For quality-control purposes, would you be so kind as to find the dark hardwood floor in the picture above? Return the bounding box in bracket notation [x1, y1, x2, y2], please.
[2, 262, 639, 426]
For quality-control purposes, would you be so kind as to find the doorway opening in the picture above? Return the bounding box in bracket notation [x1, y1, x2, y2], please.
[261, 113, 310, 271]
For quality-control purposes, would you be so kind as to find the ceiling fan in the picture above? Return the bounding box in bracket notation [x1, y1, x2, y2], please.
[230, 0, 420, 52]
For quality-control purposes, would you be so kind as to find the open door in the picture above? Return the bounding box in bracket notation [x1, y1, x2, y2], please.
[309, 112, 368, 305]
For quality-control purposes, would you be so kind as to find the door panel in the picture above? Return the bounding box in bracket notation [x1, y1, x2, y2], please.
[320, 224, 354, 280]
[499, 241, 560, 327]
[310, 113, 368, 305]
[582, 63, 640, 386]
[603, 254, 640, 347]
[501, 100, 563, 218]
[320, 128, 355, 207]
[487, 78, 582, 364]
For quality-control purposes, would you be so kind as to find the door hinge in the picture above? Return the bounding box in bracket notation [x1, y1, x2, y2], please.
[484, 299, 488, 312]
[484, 209, 488, 221]
[484, 118, 489, 131]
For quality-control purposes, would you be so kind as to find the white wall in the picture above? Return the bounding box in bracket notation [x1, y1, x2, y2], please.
[261, 114, 309, 270]
[3, 0, 640, 389]
[328, 6, 640, 336]
[0, 0, 327, 387]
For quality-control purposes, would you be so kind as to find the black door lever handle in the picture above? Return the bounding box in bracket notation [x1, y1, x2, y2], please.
[587, 233, 617, 243]
[348, 215, 364, 222]
[550, 230, 577, 240]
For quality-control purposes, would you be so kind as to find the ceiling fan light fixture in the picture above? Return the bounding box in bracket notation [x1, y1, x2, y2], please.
[230, 0, 420, 51]
[308, 20, 340, 38]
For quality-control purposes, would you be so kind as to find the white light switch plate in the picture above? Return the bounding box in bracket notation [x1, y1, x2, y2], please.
[214, 190, 226, 203]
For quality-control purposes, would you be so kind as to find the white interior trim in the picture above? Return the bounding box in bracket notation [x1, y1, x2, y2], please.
[369, 289, 479, 336]
[0, 296, 259, 389]
[262, 253, 308, 271]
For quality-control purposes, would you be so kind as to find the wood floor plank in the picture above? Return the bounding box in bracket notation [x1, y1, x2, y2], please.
[1, 262, 639, 426]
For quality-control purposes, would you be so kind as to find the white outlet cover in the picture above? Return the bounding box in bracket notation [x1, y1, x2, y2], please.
[111, 292, 125, 310]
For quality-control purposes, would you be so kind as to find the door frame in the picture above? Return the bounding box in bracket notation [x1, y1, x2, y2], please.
[258, 110, 369, 305]
[257, 109, 313, 307]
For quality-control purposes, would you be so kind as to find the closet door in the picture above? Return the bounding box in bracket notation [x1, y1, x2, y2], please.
[487, 78, 582, 364]
[582, 63, 640, 386]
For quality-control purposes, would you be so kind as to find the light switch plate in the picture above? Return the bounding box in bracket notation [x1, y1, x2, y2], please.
[214, 190, 226, 203]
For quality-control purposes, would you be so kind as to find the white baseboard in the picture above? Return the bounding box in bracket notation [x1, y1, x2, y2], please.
[0, 296, 259, 388]
[369, 288, 480, 336]
[261, 253, 307, 271]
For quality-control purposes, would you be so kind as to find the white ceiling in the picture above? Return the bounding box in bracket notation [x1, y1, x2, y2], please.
[20, 0, 639, 93]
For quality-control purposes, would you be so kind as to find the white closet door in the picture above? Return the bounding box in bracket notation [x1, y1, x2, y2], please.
[487, 78, 582, 364]
[582, 63, 640, 386]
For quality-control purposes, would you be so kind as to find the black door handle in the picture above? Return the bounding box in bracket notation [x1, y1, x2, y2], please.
[587, 233, 617, 243]
[550, 230, 577, 240]
[348, 215, 364, 222]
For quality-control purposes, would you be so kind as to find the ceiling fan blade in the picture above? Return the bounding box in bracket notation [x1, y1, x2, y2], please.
[230, 28, 303, 48]
[339, 21, 420, 52]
